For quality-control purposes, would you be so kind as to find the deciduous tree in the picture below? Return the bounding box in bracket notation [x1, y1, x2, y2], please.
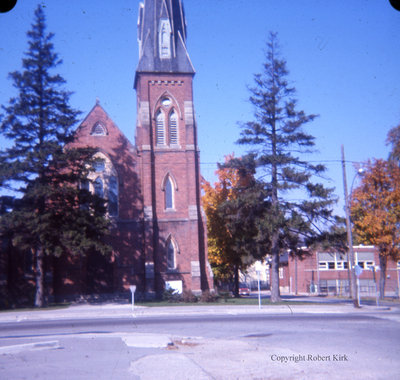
[351, 159, 400, 298]
[202, 155, 265, 296]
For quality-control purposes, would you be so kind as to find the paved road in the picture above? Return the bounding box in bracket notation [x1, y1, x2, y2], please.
[0, 305, 399, 379]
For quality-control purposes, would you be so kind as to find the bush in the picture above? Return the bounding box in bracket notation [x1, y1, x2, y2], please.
[162, 288, 182, 302]
[182, 290, 198, 303]
[199, 290, 218, 303]
[218, 291, 233, 302]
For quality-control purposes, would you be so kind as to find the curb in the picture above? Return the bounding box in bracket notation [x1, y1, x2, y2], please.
[0, 303, 397, 324]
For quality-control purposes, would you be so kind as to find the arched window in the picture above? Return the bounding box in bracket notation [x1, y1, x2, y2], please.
[156, 110, 165, 145]
[165, 176, 174, 209]
[81, 180, 90, 192]
[80, 180, 90, 210]
[108, 176, 118, 216]
[86, 152, 119, 218]
[166, 239, 176, 269]
[94, 177, 104, 198]
[93, 159, 105, 172]
[169, 111, 178, 145]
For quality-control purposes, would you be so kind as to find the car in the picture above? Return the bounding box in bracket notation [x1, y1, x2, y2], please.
[239, 287, 250, 296]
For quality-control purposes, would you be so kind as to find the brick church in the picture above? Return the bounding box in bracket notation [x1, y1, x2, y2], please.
[61, 0, 213, 299]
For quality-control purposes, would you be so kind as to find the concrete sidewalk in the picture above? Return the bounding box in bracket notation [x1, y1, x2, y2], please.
[0, 301, 397, 323]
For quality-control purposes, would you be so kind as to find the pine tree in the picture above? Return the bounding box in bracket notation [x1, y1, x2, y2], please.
[237, 32, 338, 302]
[386, 122, 400, 162]
[0, 6, 111, 307]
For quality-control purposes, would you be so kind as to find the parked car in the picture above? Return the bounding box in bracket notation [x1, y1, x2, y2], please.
[239, 287, 250, 296]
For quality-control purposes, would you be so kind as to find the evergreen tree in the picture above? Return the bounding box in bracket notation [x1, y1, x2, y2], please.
[0, 6, 111, 307]
[237, 32, 338, 302]
[386, 122, 400, 163]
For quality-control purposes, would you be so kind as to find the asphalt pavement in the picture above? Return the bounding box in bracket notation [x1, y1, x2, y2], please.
[0, 299, 399, 380]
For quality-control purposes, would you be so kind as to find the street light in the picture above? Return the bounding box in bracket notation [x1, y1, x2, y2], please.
[341, 145, 365, 308]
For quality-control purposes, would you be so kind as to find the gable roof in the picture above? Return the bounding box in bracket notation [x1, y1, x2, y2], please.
[70, 101, 136, 158]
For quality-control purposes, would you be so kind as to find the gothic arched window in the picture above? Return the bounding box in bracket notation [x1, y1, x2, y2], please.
[166, 238, 177, 270]
[93, 159, 105, 172]
[108, 176, 118, 216]
[86, 152, 119, 218]
[94, 177, 104, 198]
[165, 176, 174, 209]
[79, 180, 90, 210]
[169, 111, 178, 145]
[156, 110, 165, 145]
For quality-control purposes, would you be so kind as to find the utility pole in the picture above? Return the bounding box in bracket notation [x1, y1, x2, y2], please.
[341, 145, 360, 308]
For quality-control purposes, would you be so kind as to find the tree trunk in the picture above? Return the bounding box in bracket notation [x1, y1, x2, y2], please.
[379, 254, 387, 300]
[233, 263, 240, 297]
[270, 232, 281, 303]
[35, 248, 45, 308]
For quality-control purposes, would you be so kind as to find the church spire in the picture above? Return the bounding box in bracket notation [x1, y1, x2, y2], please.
[136, 0, 194, 75]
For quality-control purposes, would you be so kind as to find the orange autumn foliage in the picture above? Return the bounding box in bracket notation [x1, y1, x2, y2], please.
[351, 159, 400, 262]
[202, 155, 253, 281]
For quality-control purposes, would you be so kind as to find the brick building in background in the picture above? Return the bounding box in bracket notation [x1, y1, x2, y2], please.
[286, 246, 399, 297]
[242, 246, 400, 298]
[54, 0, 213, 299]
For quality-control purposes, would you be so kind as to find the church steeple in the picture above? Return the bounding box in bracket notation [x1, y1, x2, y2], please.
[134, 0, 213, 295]
[136, 0, 194, 76]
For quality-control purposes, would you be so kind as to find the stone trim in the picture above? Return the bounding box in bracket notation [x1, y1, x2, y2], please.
[150, 80, 184, 86]
[189, 205, 198, 220]
[144, 206, 153, 220]
[191, 261, 201, 277]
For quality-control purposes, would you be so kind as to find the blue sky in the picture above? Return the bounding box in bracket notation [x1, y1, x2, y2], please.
[1, 0, 399, 216]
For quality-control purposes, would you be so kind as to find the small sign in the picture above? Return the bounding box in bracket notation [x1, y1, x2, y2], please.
[165, 280, 183, 294]
[354, 265, 363, 277]
[255, 261, 263, 273]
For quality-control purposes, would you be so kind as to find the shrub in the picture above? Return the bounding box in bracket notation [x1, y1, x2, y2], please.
[182, 290, 198, 303]
[199, 290, 218, 303]
[162, 288, 182, 302]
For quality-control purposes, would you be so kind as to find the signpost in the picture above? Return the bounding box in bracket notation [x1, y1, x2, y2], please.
[369, 266, 379, 307]
[354, 265, 362, 307]
[255, 261, 262, 310]
[129, 285, 136, 312]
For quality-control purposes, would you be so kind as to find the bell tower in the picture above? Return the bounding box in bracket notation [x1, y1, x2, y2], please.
[134, 0, 212, 295]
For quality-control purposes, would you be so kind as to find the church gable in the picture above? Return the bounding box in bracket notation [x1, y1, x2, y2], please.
[72, 101, 136, 157]
[70, 101, 142, 221]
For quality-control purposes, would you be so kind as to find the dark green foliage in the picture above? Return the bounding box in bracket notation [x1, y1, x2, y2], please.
[386, 123, 400, 163]
[0, 6, 111, 307]
[236, 32, 340, 302]
[215, 156, 270, 295]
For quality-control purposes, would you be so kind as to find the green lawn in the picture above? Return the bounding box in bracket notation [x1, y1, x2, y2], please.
[136, 297, 310, 307]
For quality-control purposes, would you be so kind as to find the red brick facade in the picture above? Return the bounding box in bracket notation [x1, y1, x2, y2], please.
[58, 73, 213, 298]
[285, 246, 400, 297]
[134, 73, 212, 296]
[56, 0, 215, 298]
